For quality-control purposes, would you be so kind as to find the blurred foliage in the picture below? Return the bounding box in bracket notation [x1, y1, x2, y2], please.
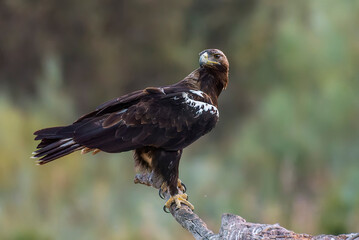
[0, 0, 359, 239]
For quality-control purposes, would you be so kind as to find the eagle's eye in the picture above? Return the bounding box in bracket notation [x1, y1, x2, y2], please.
[214, 54, 221, 59]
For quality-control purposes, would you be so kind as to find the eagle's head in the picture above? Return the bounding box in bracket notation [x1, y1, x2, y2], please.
[199, 49, 229, 91]
[199, 49, 229, 73]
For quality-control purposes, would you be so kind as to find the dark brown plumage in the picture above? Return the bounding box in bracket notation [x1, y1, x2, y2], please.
[33, 49, 229, 210]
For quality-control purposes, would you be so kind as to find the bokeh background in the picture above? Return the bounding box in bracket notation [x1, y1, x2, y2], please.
[1, 0, 359, 239]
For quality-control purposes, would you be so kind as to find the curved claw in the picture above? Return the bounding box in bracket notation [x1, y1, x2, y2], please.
[163, 205, 170, 213]
[158, 188, 165, 199]
[159, 182, 168, 199]
[180, 182, 187, 193]
[177, 179, 187, 193]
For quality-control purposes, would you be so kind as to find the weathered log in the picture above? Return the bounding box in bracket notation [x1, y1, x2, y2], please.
[134, 173, 359, 240]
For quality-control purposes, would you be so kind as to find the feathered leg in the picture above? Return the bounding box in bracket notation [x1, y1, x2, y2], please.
[152, 149, 194, 211]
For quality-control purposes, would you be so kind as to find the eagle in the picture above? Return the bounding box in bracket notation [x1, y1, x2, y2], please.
[32, 49, 229, 210]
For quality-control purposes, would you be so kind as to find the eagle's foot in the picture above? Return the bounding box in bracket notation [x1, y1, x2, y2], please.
[159, 179, 186, 199]
[164, 193, 194, 211]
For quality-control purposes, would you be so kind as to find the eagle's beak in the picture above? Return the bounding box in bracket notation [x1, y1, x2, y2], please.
[199, 52, 220, 67]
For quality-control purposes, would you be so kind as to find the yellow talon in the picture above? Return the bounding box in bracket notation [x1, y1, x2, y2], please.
[160, 179, 186, 198]
[177, 179, 186, 193]
[160, 182, 168, 193]
[164, 193, 194, 210]
[160, 179, 186, 195]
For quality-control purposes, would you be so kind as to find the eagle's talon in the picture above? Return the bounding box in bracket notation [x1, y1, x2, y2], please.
[164, 193, 194, 211]
[177, 179, 187, 193]
[159, 188, 165, 199]
[159, 182, 168, 199]
[159, 180, 187, 201]
[180, 182, 187, 193]
[163, 205, 170, 213]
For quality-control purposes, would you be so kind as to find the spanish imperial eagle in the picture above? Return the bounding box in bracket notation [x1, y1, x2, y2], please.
[33, 49, 229, 210]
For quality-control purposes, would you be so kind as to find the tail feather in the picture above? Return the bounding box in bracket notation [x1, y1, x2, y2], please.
[33, 126, 83, 165]
[36, 138, 60, 148]
[34, 138, 74, 157]
[35, 144, 82, 165]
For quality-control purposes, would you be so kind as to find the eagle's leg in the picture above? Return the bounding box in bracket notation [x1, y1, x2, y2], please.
[153, 149, 194, 211]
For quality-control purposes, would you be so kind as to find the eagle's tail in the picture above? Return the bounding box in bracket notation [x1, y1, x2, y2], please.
[32, 126, 83, 165]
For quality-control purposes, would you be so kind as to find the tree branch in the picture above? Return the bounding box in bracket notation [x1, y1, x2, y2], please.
[134, 173, 359, 240]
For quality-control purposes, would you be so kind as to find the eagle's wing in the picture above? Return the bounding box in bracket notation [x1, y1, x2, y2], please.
[74, 89, 146, 123]
[73, 87, 219, 153]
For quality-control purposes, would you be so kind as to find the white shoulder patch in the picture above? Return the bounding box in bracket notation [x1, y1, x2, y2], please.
[182, 92, 219, 117]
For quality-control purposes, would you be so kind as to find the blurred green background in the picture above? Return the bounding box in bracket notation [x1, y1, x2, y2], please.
[1, 0, 359, 239]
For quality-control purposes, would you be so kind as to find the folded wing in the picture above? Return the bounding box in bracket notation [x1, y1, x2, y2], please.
[73, 88, 218, 153]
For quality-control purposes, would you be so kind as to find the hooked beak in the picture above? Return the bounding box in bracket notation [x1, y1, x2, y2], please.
[199, 51, 220, 67]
